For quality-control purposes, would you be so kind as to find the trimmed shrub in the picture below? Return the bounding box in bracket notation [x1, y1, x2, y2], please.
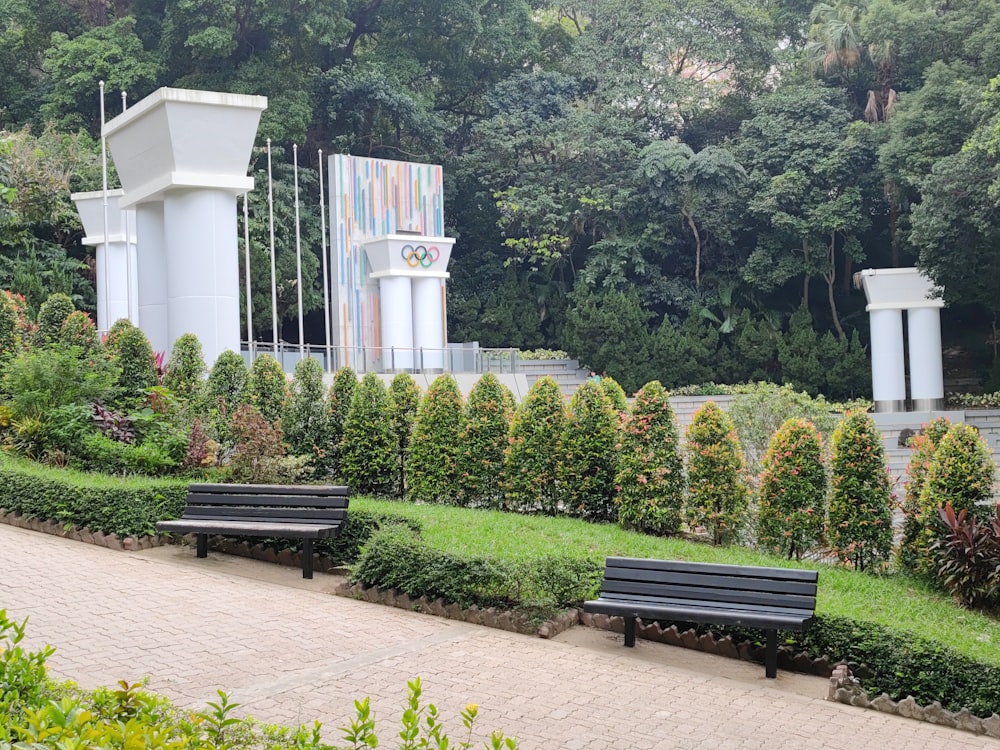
[898, 418, 951, 572]
[827, 411, 893, 571]
[558, 380, 619, 521]
[325, 366, 358, 478]
[340, 372, 395, 495]
[388, 372, 421, 498]
[684, 401, 748, 546]
[204, 350, 248, 442]
[36, 292, 74, 344]
[756, 418, 826, 560]
[455, 372, 511, 508]
[615, 380, 685, 535]
[104, 319, 158, 409]
[406, 373, 464, 503]
[58, 310, 100, 354]
[284, 357, 328, 463]
[0, 291, 18, 359]
[244, 354, 288, 425]
[162, 333, 206, 402]
[600, 376, 629, 412]
[502, 376, 566, 514]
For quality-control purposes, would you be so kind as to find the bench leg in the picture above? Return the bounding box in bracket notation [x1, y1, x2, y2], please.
[302, 539, 314, 579]
[765, 629, 777, 678]
[196, 534, 208, 559]
[624, 616, 637, 647]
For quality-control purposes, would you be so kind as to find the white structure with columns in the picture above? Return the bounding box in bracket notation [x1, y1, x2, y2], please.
[71, 188, 137, 332]
[102, 87, 266, 366]
[859, 267, 945, 412]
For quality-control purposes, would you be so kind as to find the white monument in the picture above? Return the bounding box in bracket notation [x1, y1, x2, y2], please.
[102, 87, 267, 365]
[859, 268, 945, 412]
[71, 188, 137, 332]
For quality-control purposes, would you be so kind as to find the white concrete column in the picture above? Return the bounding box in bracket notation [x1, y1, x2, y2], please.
[869, 307, 906, 412]
[412, 276, 445, 370]
[162, 188, 240, 367]
[908, 306, 944, 410]
[101, 239, 132, 328]
[378, 276, 414, 370]
[135, 202, 169, 354]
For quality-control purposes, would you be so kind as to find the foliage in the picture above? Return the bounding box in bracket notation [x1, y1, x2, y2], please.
[600, 376, 629, 412]
[558, 380, 618, 522]
[161, 333, 206, 403]
[388, 372, 421, 498]
[0, 292, 18, 359]
[756, 418, 827, 560]
[103, 319, 157, 410]
[340, 372, 395, 496]
[455, 372, 511, 509]
[244, 354, 287, 425]
[325, 367, 358, 479]
[827, 411, 893, 571]
[502, 376, 566, 514]
[517, 348, 569, 360]
[283, 357, 328, 465]
[684, 401, 748, 546]
[59, 310, 99, 354]
[898, 418, 951, 573]
[0, 609, 54, 729]
[406, 374, 464, 504]
[614, 381, 685, 535]
[227, 404, 302, 485]
[35, 291, 74, 344]
[204, 350, 248, 442]
[932, 502, 1000, 610]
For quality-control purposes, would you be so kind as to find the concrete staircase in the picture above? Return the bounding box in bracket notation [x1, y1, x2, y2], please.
[517, 358, 592, 398]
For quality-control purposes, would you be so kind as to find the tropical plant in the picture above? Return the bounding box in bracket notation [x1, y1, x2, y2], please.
[162, 333, 206, 402]
[685, 401, 748, 546]
[502, 376, 566, 514]
[406, 373, 465, 504]
[284, 356, 328, 464]
[898, 417, 951, 573]
[932, 502, 1000, 610]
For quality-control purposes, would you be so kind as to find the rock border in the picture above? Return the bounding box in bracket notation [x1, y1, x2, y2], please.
[0, 510, 168, 551]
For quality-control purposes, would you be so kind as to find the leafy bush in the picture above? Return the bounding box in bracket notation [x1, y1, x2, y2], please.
[162, 332, 206, 402]
[59, 310, 99, 354]
[615, 381, 684, 535]
[558, 380, 618, 521]
[827, 411, 893, 571]
[204, 349, 248, 442]
[684, 400, 748, 545]
[517, 348, 568, 360]
[600, 376, 629, 411]
[283, 356, 328, 463]
[36, 292, 74, 344]
[406, 373, 464, 503]
[756, 418, 826, 560]
[325, 366, 358, 478]
[456, 372, 511, 508]
[0, 292, 19, 360]
[932, 502, 1000, 609]
[388, 372, 421, 498]
[244, 354, 287, 425]
[898, 418, 951, 572]
[73, 431, 182, 476]
[227, 404, 302, 484]
[0, 609, 53, 729]
[104, 319, 158, 409]
[502, 376, 566, 514]
[340, 372, 395, 495]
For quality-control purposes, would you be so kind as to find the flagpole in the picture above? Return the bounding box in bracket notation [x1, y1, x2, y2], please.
[293, 144, 304, 357]
[99, 81, 111, 334]
[267, 139, 278, 351]
[318, 149, 331, 372]
[243, 194, 253, 356]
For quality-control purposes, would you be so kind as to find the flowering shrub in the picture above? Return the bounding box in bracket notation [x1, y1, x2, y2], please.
[684, 400, 748, 546]
[388, 372, 421, 497]
[599, 376, 629, 412]
[827, 411, 893, 571]
[756, 417, 826, 560]
[502, 376, 566, 514]
[615, 380, 684, 535]
[456, 372, 511, 508]
[406, 374, 465, 503]
[898, 417, 951, 573]
[36, 292, 74, 344]
[559, 380, 618, 521]
[340, 372, 395, 495]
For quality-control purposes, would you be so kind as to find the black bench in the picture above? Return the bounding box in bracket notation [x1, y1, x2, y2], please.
[583, 557, 818, 678]
[155, 483, 349, 579]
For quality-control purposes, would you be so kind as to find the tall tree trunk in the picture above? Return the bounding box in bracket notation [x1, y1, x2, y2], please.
[827, 233, 845, 340]
[684, 209, 702, 289]
[801, 240, 810, 308]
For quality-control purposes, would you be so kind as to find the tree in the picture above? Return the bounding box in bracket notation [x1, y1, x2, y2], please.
[502, 376, 566, 514]
[615, 381, 685, 535]
[456, 372, 511, 508]
[558, 380, 619, 522]
[340, 372, 395, 496]
[388, 372, 421, 498]
[405, 374, 465, 504]
[778, 306, 825, 395]
[828, 411, 893, 571]
[685, 401, 748, 546]
[898, 417, 951, 573]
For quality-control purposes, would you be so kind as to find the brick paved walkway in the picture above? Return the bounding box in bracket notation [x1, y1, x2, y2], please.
[1, 523, 997, 749]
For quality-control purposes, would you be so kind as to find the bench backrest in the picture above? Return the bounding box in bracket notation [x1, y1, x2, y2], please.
[599, 557, 818, 616]
[184, 483, 349, 525]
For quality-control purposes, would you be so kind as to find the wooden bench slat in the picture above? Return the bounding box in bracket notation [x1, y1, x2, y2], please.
[156, 519, 341, 538]
[187, 483, 349, 497]
[605, 556, 818, 582]
[598, 579, 816, 610]
[186, 493, 349, 509]
[583, 600, 814, 631]
[594, 591, 814, 619]
[180, 507, 348, 522]
[602, 568, 818, 597]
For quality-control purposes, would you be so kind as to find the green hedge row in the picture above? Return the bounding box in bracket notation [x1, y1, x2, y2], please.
[0, 454, 187, 537]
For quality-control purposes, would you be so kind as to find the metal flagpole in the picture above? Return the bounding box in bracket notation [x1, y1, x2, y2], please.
[318, 149, 331, 372]
[120, 90, 134, 323]
[99, 81, 110, 333]
[243, 194, 253, 355]
[267, 139, 278, 351]
[293, 144, 304, 357]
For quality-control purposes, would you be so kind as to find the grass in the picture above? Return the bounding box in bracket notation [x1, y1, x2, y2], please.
[352, 495, 1000, 666]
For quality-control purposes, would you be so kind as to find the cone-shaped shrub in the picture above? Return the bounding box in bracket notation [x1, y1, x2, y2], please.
[456, 372, 512, 508]
[406, 373, 465, 503]
[615, 380, 684, 535]
[284, 357, 328, 461]
[104, 319, 157, 409]
[0, 292, 19, 359]
[757, 418, 826, 560]
[389, 372, 421, 498]
[340, 372, 395, 495]
[59, 311, 100, 354]
[916, 422, 996, 576]
[37, 292, 74, 344]
[898, 418, 951, 572]
[502, 376, 566, 514]
[600, 376, 629, 413]
[163, 333, 206, 402]
[204, 350, 248, 432]
[828, 411, 893, 571]
[324, 367, 358, 478]
[685, 400, 748, 545]
[559, 380, 619, 521]
[245, 354, 287, 425]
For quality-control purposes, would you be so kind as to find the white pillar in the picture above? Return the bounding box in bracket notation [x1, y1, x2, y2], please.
[412, 276, 445, 370]
[869, 307, 906, 412]
[908, 306, 944, 410]
[135, 202, 169, 354]
[101, 239, 132, 328]
[378, 276, 414, 370]
[163, 188, 241, 367]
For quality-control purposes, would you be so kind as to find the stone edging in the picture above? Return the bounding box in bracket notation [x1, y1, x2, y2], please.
[827, 664, 1000, 738]
[0, 510, 168, 551]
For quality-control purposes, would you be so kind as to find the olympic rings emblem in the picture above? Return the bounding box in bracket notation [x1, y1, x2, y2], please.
[401, 244, 440, 268]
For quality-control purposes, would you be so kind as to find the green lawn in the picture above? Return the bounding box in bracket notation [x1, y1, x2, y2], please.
[353, 496, 1000, 666]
